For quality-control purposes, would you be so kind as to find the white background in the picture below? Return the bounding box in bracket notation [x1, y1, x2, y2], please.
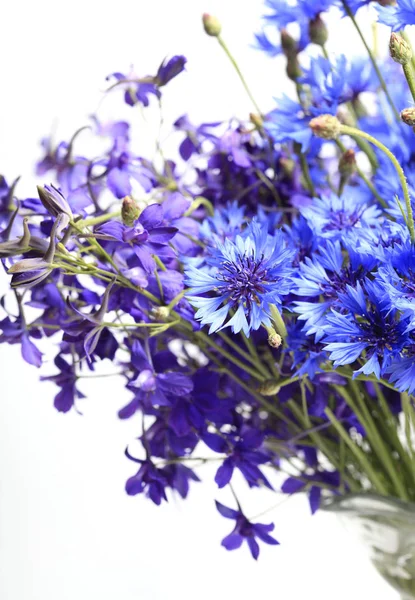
[0, 1, 398, 598]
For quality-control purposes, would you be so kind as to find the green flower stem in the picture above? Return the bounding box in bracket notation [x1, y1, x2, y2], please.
[402, 31, 415, 71]
[339, 124, 415, 243]
[194, 330, 266, 382]
[217, 35, 262, 115]
[341, 0, 400, 122]
[336, 383, 409, 500]
[325, 406, 389, 494]
[297, 149, 317, 197]
[270, 305, 288, 339]
[79, 211, 121, 228]
[288, 400, 360, 491]
[403, 62, 415, 103]
[217, 331, 271, 379]
[402, 393, 415, 483]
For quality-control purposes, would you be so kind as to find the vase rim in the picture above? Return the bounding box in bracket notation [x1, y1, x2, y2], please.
[321, 493, 415, 517]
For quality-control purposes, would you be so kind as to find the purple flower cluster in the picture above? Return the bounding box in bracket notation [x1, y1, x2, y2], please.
[3, 1, 415, 561]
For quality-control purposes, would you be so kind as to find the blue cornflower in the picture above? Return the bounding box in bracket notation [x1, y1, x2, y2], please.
[377, 0, 415, 31]
[287, 322, 328, 379]
[200, 201, 246, 242]
[185, 222, 295, 336]
[266, 96, 316, 151]
[293, 240, 376, 340]
[253, 30, 281, 57]
[215, 501, 279, 560]
[300, 190, 382, 241]
[299, 55, 347, 108]
[388, 354, 415, 394]
[323, 280, 413, 378]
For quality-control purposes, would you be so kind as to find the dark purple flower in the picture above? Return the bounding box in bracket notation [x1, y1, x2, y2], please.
[156, 55, 187, 86]
[119, 339, 193, 416]
[216, 501, 279, 559]
[96, 204, 177, 272]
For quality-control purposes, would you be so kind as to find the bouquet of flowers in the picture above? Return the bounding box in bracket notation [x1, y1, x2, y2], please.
[2, 0, 415, 590]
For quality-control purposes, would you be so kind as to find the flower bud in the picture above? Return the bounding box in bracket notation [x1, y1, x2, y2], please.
[309, 15, 328, 47]
[267, 329, 282, 349]
[279, 156, 296, 178]
[309, 114, 341, 140]
[257, 380, 281, 396]
[202, 13, 221, 37]
[339, 149, 357, 178]
[249, 113, 263, 129]
[286, 56, 302, 81]
[389, 33, 412, 65]
[37, 184, 73, 219]
[401, 107, 415, 126]
[151, 306, 170, 321]
[280, 29, 297, 57]
[121, 196, 140, 226]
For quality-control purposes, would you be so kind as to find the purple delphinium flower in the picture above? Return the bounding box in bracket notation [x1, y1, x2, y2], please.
[215, 501, 279, 559]
[118, 339, 193, 417]
[96, 203, 177, 273]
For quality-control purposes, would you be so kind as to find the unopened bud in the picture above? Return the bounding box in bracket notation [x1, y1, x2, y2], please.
[121, 196, 140, 226]
[279, 156, 296, 178]
[250, 113, 263, 129]
[309, 15, 328, 47]
[257, 380, 281, 396]
[309, 114, 341, 140]
[401, 107, 415, 126]
[390, 33, 412, 65]
[280, 29, 297, 57]
[286, 56, 302, 81]
[37, 184, 72, 219]
[339, 149, 357, 178]
[151, 306, 170, 321]
[202, 13, 222, 37]
[268, 329, 282, 349]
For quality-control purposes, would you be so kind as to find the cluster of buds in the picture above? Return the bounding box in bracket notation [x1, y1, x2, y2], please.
[280, 29, 302, 81]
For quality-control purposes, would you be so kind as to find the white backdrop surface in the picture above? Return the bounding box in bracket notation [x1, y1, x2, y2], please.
[0, 1, 398, 598]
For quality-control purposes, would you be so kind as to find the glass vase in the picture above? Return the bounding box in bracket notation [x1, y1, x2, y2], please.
[323, 494, 415, 599]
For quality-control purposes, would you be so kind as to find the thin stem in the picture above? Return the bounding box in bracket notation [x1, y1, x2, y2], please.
[339, 124, 415, 242]
[335, 138, 385, 206]
[341, 0, 400, 121]
[217, 36, 262, 115]
[403, 62, 415, 103]
[325, 407, 389, 494]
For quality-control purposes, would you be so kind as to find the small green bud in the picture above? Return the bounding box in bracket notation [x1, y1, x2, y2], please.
[280, 29, 297, 57]
[339, 149, 357, 178]
[309, 114, 341, 140]
[121, 196, 140, 226]
[257, 380, 281, 396]
[249, 113, 263, 129]
[401, 107, 415, 126]
[389, 33, 412, 65]
[202, 13, 222, 37]
[286, 55, 302, 81]
[151, 306, 171, 321]
[309, 15, 329, 47]
[279, 156, 296, 178]
[268, 331, 282, 349]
